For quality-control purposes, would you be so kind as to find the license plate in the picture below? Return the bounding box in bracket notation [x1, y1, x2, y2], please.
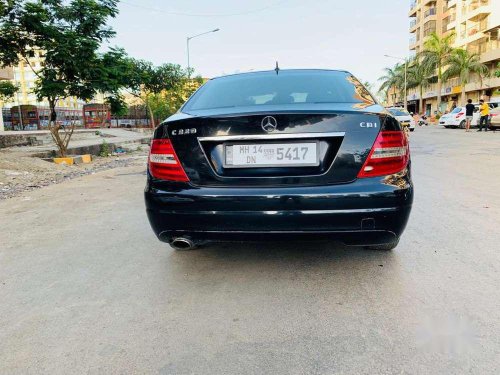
[224, 142, 319, 168]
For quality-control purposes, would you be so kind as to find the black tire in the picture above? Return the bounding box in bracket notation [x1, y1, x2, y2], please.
[459, 120, 466, 129]
[365, 238, 399, 251]
[443, 125, 450, 128]
[410, 128, 415, 132]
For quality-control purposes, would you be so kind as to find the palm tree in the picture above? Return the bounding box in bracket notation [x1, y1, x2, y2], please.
[421, 31, 456, 113]
[443, 48, 489, 105]
[378, 64, 405, 105]
[407, 60, 432, 114]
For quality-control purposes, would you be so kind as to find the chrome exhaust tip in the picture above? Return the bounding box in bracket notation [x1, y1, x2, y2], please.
[170, 237, 196, 251]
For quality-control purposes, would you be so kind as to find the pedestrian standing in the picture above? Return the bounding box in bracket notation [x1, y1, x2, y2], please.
[465, 99, 474, 132]
[477, 99, 490, 132]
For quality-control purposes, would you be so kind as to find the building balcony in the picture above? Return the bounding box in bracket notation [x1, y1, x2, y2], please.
[464, 76, 500, 93]
[409, 0, 418, 17]
[0, 67, 13, 80]
[424, 7, 437, 18]
[423, 0, 435, 5]
[410, 18, 419, 31]
[479, 40, 500, 63]
[459, 20, 488, 43]
[467, 0, 490, 22]
[423, 25, 437, 37]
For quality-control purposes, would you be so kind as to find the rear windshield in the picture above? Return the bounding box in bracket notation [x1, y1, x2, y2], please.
[388, 108, 410, 116]
[182, 70, 375, 111]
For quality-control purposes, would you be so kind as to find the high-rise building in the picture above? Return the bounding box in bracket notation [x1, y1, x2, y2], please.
[396, 0, 499, 114]
[4, 50, 85, 109]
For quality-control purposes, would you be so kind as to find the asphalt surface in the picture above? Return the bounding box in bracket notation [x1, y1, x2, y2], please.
[1, 126, 499, 374]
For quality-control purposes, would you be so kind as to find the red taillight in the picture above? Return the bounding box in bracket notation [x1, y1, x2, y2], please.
[455, 112, 464, 118]
[148, 139, 189, 182]
[357, 131, 409, 178]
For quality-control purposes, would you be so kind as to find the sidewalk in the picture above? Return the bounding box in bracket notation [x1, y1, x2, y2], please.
[0, 128, 152, 155]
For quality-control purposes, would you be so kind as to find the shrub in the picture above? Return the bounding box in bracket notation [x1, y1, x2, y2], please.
[99, 140, 110, 157]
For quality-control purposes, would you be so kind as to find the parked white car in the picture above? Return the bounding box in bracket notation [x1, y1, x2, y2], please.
[439, 106, 480, 128]
[387, 107, 416, 131]
[440, 103, 498, 129]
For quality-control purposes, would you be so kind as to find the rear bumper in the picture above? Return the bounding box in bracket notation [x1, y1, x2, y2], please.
[145, 173, 413, 246]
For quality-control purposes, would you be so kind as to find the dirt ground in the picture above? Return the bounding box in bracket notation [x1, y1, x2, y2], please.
[0, 146, 149, 199]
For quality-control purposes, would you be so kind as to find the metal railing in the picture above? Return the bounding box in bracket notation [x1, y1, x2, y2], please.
[459, 20, 488, 39]
[468, 0, 489, 12]
[467, 39, 499, 55]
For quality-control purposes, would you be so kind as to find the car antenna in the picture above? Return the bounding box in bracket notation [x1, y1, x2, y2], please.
[275, 61, 280, 75]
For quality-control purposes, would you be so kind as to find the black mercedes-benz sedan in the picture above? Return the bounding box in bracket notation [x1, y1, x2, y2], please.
[145, 69, 413, 250]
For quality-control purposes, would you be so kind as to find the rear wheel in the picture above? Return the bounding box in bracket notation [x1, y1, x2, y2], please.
[459, 120, 466, 129]
[365, 238, 399, 251]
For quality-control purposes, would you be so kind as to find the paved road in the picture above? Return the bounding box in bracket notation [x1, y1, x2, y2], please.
[1, 126, 499, 374]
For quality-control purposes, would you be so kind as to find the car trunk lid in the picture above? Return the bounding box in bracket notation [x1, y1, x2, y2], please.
[155, 108, 391, 187]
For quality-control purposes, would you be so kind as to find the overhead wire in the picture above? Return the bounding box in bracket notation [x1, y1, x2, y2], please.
[119, 0, 289, 17]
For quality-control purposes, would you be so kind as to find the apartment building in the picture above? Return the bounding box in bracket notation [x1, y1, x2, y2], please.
[3, 50, 84, 110]
[398, 0, 499, 114]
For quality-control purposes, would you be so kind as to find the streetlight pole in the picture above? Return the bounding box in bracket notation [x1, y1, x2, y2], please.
[186, 28, 220, 78]
[384, 54, 408, 111]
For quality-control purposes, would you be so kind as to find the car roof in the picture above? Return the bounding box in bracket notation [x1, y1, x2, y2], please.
[209, 68, 352, 80]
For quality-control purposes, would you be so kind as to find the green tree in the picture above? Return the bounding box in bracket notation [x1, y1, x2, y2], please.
[378, 64, 405, 104]
[0, 0, 122, 156]
[407, 60, 432, 114]
[443, 48, 489, 105]
[126, 61, 190, 128]
[0, 80, 18, 131]
[421, 31, 456, 113]
[105, 95, 128, 127]
[145, 76, 204, 126]
[0, 80, 17, 102]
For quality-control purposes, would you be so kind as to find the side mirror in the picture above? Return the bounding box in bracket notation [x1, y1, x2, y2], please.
[410, 112, 414, 115]
[474, 108, 479, 113]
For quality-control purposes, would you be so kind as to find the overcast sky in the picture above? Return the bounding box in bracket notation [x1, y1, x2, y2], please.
[108, 0, 410, 88]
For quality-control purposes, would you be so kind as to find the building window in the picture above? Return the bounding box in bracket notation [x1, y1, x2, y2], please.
[423, 21, 437, 37]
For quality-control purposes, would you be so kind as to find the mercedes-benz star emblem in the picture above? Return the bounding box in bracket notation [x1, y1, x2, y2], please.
[261, 116, 278, 133]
